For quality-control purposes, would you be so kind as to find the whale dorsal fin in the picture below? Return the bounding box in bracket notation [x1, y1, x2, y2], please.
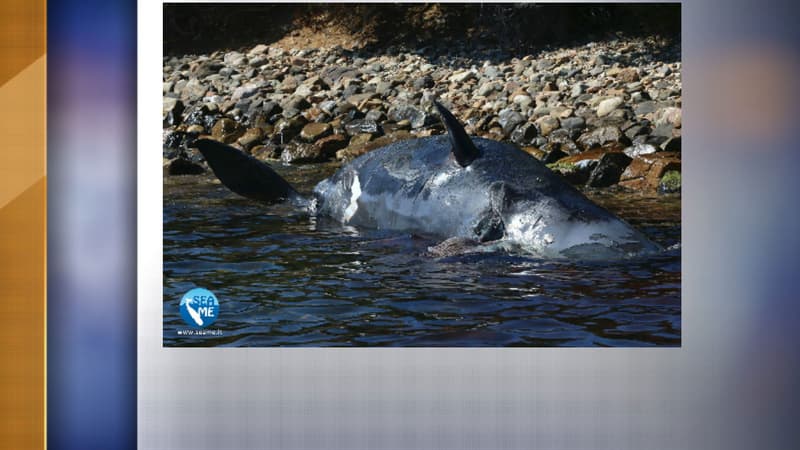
[433, 100, 481, 167]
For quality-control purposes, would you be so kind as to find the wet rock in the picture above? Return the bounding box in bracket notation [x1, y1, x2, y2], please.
[344, 119, 382, 137]
[313, 134, 349, 158]
[548, 148, 613, 184]
[498, 108, 525, 135]
[547, 159, 595, 185]
[163, 98, 184, 126]
[237, 127, 264, 151]
[586, 152, 632, 187]
[185, 124, 205, 135]
[638, 134, 670, 148]
[542, 147, 568, 164]
[167, 158, 205, 176]
[183, 105, 219, 131]
[281, 142, 326, 164]
[596, 97, 623, 117]
[521, 146, 545, 160]
[619, 152, 681, 191]
[623, 143, 658, 158]
[163, 131, 187, 158]
[347, 133, 373, 149]
[387, 104, 430, 129]
[251, 143, 283, 161]
[211, 118, 245, 143]
[341, 106, 367, 121]
[558, 148, 607, 165]
[662, 136, 681, 152]
[576, 126, 631, 150]
[299, 122, 332, 142]
[393, 119, 412, 131]
[624, 123, 650, 140]
[273, 116, 308, 143]
[510, 122, 538, 145]
[545, 131, 581, 154]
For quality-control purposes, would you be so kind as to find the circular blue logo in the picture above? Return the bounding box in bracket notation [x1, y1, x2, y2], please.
[179, 288, 220, 328]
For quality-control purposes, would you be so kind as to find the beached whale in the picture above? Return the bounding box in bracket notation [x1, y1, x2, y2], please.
[193, 101, 661, 259]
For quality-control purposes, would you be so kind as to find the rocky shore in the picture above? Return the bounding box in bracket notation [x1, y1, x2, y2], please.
[163, 35, 681, 194]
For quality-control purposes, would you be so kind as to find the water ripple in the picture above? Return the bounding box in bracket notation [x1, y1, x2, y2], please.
[163, 171, 681, 347]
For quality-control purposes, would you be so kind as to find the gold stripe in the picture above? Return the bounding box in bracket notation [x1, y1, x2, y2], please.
[0, 0, 46, 87]
[0, 1, 46, 448]
[0, 178, 46, 449]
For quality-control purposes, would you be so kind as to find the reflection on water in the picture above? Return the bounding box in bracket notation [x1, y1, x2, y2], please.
[164, 162, 680, 347]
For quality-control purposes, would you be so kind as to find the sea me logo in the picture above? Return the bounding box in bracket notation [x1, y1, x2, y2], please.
[179, 287, 220, 328]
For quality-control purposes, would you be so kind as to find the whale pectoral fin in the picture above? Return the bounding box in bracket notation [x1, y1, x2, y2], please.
[433, 100, 481, 167]
[193, 138, 300, 204]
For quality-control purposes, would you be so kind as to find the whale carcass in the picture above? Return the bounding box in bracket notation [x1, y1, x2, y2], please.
[193, 101, 661, 259]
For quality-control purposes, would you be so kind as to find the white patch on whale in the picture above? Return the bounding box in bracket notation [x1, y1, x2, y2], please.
[343, 174, 361, 222]
[430, 171, 453, 187]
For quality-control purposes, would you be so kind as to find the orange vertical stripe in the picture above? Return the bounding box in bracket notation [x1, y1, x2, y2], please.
[0, 1, 46, 449]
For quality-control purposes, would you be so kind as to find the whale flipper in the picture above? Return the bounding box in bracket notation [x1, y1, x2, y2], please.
[433, 100, 481, 167]
[193, 138, 301, 204]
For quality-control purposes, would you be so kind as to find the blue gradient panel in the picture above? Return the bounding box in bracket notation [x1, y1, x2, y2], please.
[685, 1, 800, 448]
[47, 0, 136, 449]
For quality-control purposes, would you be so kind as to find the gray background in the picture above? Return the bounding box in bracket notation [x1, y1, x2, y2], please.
[139, 1, 800, 448]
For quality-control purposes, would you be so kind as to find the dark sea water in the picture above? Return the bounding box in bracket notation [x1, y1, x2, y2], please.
[163, 162, 681, 347]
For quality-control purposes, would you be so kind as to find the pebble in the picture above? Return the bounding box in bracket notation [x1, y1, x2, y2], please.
[560, 116, 586, 131]
[211, 118, 244, 143]
[535, 116, 560, 137]
[596, 97, 624, 117]
[497, 108, 525, 135]
[299, 122, 332, 142]
[576, 126, 630, 150]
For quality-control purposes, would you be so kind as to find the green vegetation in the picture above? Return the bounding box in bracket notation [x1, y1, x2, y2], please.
[660, 170, 681, 192]
[546, 161, 577, 172]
